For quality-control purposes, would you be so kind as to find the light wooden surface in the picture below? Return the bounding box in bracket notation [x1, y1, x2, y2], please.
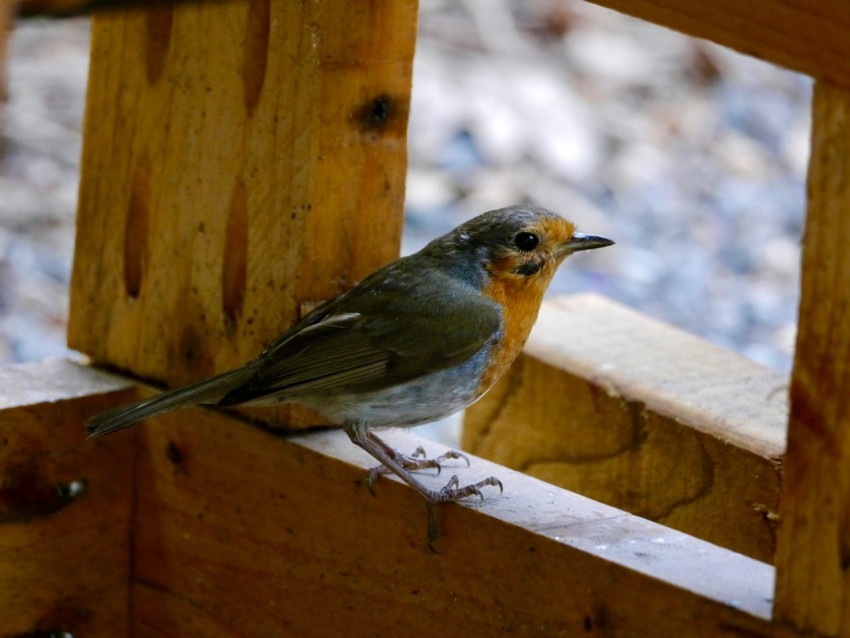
[774, 80, 850, 637]
[69, 0, 416, 427]
[587, 0, 850, 87]
[463, 294, 786, 562]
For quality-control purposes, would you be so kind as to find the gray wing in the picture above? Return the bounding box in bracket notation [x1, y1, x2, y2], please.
[219, 274, 501, 405]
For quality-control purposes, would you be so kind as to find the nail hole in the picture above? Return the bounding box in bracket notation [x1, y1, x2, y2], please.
[356, 94, 393, 131]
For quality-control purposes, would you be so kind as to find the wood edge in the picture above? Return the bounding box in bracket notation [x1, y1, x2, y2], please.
[297, 427, 778, 622]
[528, 293, 787, 459]
[585, 0, 850, 86]
[0, 363, 785, 634]
[0, 357, 136, 408]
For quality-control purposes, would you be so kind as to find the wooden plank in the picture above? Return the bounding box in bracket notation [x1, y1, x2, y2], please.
[463, 294, 787, 562]
[0, 360, 136, 637]
[69, 0, 416, 427]
[774, 80, 850, 636]
[113, 403, 792, 637]
[0, 359, 795, 636]
[17, 0, 218, 18]
[586, 0, 850, 87]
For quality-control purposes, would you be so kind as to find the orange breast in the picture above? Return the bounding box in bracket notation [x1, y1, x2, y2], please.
[475, 273, 550, 399]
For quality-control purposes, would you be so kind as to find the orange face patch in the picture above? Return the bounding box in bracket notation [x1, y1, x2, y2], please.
[474, 216, 577, 397]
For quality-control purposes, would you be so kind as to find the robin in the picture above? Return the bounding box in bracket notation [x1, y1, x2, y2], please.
[87, 205, 613, 547]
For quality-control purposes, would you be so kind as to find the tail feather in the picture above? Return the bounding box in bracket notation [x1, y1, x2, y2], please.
[87, 366, 256, 438]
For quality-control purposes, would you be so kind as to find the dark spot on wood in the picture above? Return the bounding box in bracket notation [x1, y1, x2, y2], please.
[222, 178, 248, 330]
[357, 94, 393, 131]
[166, 440, 183, 465]
[124, 157, 151, 299]
[180, 325, 203, 367]
[0, 455, 84, 524]
[242, 0, 270, 114]
[583, 616, 593, 632]
[14, 596, 91, 636]
[145, 5, 173, 85]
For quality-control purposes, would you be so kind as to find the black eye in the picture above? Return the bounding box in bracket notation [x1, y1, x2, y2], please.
[513, 232, 539, 252]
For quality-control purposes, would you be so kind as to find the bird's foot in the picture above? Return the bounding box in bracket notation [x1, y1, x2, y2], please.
[366, 445, 470, 495]
[429, 474, 504, 503]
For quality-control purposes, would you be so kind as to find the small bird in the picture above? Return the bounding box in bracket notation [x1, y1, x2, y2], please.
[87, 205, 613, 547]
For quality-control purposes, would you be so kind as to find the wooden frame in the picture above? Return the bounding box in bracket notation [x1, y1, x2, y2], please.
[1, 0, 846, 636]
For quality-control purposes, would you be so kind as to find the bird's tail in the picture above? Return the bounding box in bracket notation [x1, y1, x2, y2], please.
[86, 366, 256, 438]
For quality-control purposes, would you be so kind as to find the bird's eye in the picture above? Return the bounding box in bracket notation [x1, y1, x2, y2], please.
[513, 232, 539, 252]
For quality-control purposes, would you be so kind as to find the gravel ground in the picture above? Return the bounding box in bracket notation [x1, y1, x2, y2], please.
[0, 1, 809, 389]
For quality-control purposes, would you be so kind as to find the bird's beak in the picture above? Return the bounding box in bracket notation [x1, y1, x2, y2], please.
[559, 232, 615, 256]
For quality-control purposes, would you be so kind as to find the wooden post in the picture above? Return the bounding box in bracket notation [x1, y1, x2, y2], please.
[464, 294, 786, 563]
[774, 80, 850, 637]
[69, 0, 416, 426]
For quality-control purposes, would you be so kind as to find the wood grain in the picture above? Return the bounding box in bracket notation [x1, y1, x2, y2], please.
[0, 358, 804, 637]
[122, 406, 789, 637]
[774, 80, 850, 636]
[0, 360, 136, 637]
[587, 0, 850, 87]
[69, 0, 416, 427]
[464, 294, 787, 562]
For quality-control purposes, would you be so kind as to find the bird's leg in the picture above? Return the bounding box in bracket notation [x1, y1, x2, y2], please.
[344, 422, 503, 551]
[364, 437, 470, 494]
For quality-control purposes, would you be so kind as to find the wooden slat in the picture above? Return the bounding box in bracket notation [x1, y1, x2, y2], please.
[0, 349, 785, 638]
[586, 0, 850, 87]
[0, 359, 793, 636]
[463, 294, 787, 562]
[774, 80, 850, 637]
[113, 402, 789, 637]
[0, 360, 136, 637]
[17, 0, 223, 18]
[69, 0, 416, 427]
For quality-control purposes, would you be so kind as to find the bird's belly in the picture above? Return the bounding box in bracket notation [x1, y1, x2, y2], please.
[299, 349, 491, 428]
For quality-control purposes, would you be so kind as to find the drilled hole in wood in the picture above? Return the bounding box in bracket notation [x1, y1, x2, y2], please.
[124, 158, 151, 299]
[242, 0, 270, 114]
[144, 5, 173, 84]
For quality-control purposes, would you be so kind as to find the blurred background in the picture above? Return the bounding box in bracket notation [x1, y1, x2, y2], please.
[0, 0, 810, 378]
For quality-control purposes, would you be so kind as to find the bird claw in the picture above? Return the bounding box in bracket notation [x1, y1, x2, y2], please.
[365, 445, 471, 495]
[436, 474, 503, 503]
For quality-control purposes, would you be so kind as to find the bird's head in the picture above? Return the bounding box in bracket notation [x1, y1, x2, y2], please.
[439, 205, 613, 288]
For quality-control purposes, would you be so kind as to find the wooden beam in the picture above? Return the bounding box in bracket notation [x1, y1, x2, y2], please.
[463, 294, 786, 562]
[123, 393, 787, 636]
[0, 359, 793, 636]
[0, 360, 135, 637]
[17, 0, 230, 18]
[69, 0, 416, 427]
[585, 0, 850, 87]
[774, 80, 850, 637]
